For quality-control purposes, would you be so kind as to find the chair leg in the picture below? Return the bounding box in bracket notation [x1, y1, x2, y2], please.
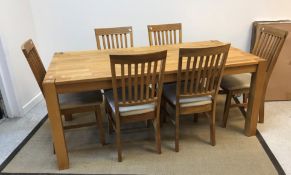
[209, 111, 216, 146]
[108, 118, 114, 134]
[105, 102, 114, 134]
[160, 97, 167, 127]
[175, 110, 180, 152]
[95, 106, 105, 145]
[153, 118, 161, 154]
[193, 113, 198, 123]
[115, 122, 122, 162]
[222, 91, 232, 128]
[259, 102, 265, 123]
[64, 114, 73, 121]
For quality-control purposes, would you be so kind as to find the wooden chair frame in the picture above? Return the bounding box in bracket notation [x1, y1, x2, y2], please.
[162, 44, 230, 152]
[105, 50, 167, 162]
[94, 26, 133, 50]
[221, 27, 288, 127]
[21, 39, 105, 145]
[147, 23, 182, 46]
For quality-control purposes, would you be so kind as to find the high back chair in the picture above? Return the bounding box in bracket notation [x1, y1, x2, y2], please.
[104, 50, 167, 162]
[162, 44, 230, 152]
[21, 39, 105, 145]
[94, 26, 133, 50]
[147, 23, 182, 46]
[220, 27, 288, 127]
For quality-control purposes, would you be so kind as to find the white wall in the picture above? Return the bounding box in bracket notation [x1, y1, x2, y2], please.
[0, 0, 42, 117]
[29, 0, 291, 66]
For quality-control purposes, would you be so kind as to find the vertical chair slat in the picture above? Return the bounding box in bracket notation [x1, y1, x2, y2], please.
[128, 64, 132, 102]
[262, 35, 273, 58]
[106, 35, 111, 49]
[125, 34, 128, 48]
[195, 56, 203, 93]
[158, 31, 161, 45]
[146, 61, 152, 99]
[140, 62, 145, 101]
[102, 35, 106, 49]
[115, 34, 120, 48]
[265, 36, 276, 60]
[147, 23, 182, 46]
[183, 56, 191, 94]
[256, 32, 268, 56]
[174, 30, 177, 44]
[151, 61, 158, 98]
[96, 36, 101, 50]
[178, 29, 182, 43]
[95, 26, 133, 50]
[134, 63, 138, 101]
[120, 34, 124, 48]
[201, 55, 210, 92]
[206, 55, 216, 92]
[110, 34, 115, 49]
[121, 64, 126, 103]
[154, 32, 158, 45]
[170, 30, 173, 44]
[189, 56, 197, 94]
[166, 31, 169, 44]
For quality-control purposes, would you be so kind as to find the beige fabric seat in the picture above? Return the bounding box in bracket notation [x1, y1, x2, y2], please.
[220, 73, 251, 90]
[104, 90, 155, 117]
[163, 83, 212, 107]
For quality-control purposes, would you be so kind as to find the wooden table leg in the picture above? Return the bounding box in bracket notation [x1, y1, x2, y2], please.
[244, 60, 267, 136]
[43, 79, 69, 170]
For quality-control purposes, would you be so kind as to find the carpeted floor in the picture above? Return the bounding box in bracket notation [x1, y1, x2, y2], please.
[2, 96, 278, 174]
[258, 101, 291, 174]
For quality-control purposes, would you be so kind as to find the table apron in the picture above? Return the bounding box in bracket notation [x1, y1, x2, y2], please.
[55, 64, 257, 93]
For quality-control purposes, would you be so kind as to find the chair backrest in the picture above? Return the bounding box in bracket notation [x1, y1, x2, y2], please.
[252, 26, 288, 80]
[147, 23, 182, 46]
[94, 26, 133, 50]
[176, 44, 231, 103]
[21, 39, 46, 93]
[109, 50, 167, 115]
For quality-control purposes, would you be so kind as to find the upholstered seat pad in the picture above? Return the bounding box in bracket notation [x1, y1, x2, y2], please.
[104, 90, 155, 117]
[58, 90, 103, 110]
[163, 83, 212, 107]
[221, 73, 251, 90]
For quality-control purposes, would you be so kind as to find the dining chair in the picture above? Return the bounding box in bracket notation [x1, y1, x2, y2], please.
[220, 27, 288, 127]
[104, 50, 167, 162]
[21, 39, 105, 145]
[147, 23, 182, 46]
[94, 26, 133, 50]
[162, 44, 230, 152]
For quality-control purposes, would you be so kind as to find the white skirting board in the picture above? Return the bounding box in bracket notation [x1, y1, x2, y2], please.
[21, 92, 44, 115]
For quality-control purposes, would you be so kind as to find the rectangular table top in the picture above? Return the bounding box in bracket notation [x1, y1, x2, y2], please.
[45, 40, 262, 85]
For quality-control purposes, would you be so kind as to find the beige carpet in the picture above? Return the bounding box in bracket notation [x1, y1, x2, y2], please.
[2, 96, 277, 174]
[258, 101, 291, 174]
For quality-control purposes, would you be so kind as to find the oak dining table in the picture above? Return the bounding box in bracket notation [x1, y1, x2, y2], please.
[43, 40, 266, 170]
